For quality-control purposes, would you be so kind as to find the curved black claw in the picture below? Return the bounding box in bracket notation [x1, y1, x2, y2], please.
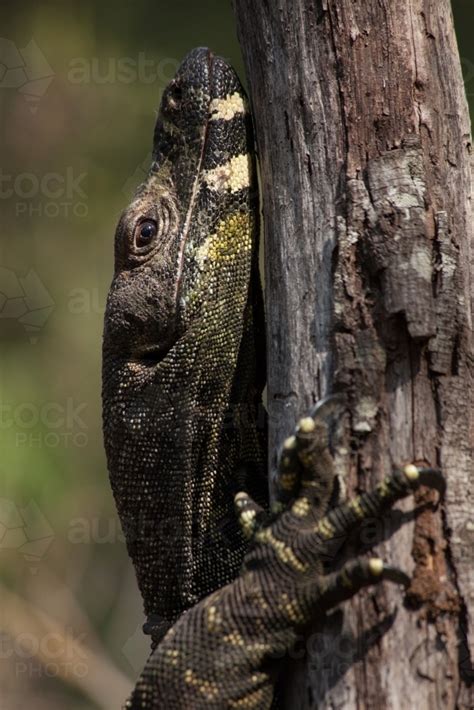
[417, 467, 446, 497]
[379, 563, 411, 588]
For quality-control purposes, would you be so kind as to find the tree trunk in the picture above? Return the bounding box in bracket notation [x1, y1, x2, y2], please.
[233, 1, 473, 708]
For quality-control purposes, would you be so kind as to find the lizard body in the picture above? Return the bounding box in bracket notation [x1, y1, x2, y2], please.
[103, 47, 267, 639]
[103, 48, 444, 708]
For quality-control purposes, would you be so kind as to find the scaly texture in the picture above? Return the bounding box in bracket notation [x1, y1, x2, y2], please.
[102, 48, 267, 640]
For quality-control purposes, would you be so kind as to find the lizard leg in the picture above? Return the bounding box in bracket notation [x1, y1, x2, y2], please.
[127, 425, 445, 710]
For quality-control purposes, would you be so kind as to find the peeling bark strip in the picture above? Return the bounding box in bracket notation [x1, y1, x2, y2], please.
[234, 0, 473, 708]
[360, 135, 435, 339]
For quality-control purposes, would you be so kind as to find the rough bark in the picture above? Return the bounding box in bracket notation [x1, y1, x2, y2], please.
[233, 1, 473, 708]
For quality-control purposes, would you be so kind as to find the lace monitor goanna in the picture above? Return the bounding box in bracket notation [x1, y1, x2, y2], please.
[102, 47, 444, 709]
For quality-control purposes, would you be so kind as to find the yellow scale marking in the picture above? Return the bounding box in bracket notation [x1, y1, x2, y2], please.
[314, 518, 336, 539]
[183, 669, 219, 700]
[239, 508, 257, 539]
[209, 92, 247, 120]
[229, 684, 269, 709]
[196, 212, 252, 266]
[278, 593, 306, 624]
[378, 479, 391, 498]
[291, 497, 311, 518]
[349, 498, 365, 519]
[255, 528, 308, 572]
[203, 153, 251, 192]
[206, 604, 223, 633]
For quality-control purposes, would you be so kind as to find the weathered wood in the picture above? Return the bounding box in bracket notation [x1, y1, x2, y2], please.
[233, 1, 473, 707]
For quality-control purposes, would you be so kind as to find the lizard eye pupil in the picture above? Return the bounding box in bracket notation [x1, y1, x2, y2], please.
[135, 219, 157, 248]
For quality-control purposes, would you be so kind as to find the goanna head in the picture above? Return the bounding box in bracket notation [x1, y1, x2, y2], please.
[104, 47, 257, 364]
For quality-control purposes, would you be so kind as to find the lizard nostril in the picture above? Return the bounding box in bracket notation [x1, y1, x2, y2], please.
[166, 81, 183, 110]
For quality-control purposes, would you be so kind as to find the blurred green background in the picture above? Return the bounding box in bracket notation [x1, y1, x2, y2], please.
[0, 2, 472, 708]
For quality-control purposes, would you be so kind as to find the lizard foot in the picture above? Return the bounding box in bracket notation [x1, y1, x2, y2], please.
[128, 397, 444, 709]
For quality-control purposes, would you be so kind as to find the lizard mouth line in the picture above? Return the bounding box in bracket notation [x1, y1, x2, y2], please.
[132, 343, 174, 365]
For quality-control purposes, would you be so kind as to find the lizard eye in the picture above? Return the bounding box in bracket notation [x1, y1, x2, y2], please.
[134, 219, 158, 249]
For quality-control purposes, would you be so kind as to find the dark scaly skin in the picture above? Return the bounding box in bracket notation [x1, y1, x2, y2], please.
[102, 48, 267, 638]
[103, 49, 444, 708]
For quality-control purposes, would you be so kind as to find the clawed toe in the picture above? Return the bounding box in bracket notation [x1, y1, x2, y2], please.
[235, 491, 265, 540]
[375, 561, 411, 588]
[406, 466, 445, 496]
